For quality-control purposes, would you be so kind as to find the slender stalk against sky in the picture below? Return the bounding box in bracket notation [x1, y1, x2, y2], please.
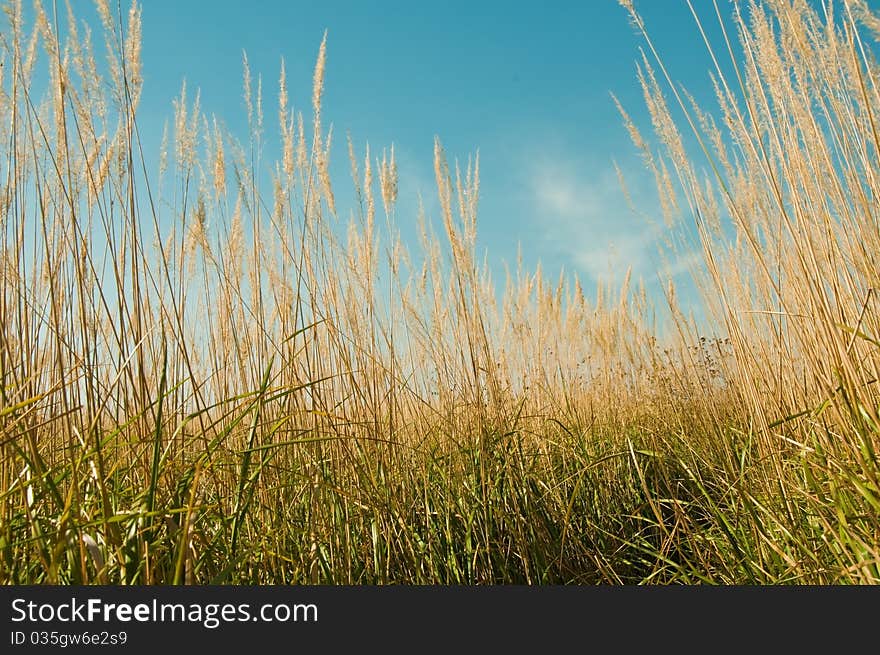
[122, 0, 728, 295]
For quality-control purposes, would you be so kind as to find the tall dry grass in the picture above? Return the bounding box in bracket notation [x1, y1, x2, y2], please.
[0, 0, 877, 584]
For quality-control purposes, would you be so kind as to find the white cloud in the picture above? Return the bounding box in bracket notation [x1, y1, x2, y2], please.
[528, 155, 698, 285]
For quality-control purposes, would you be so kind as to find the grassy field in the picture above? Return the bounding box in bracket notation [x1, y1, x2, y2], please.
[1, 0, 878, 584]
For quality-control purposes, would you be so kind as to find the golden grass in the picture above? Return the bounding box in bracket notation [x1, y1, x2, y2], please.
[0, 0, 877, 583]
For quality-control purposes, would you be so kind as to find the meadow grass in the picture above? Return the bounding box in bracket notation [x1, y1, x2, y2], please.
[0, 0, 878, 584]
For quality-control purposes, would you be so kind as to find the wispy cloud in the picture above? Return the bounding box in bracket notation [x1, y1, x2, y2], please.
[527, 154, 698, 286]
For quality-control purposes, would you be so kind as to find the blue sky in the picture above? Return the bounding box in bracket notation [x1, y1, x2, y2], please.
[98, 1, 740, 308]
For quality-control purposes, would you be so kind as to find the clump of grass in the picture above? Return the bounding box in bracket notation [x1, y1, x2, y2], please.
[615, 0, 880, 582]
[0, 0, 878, 584]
